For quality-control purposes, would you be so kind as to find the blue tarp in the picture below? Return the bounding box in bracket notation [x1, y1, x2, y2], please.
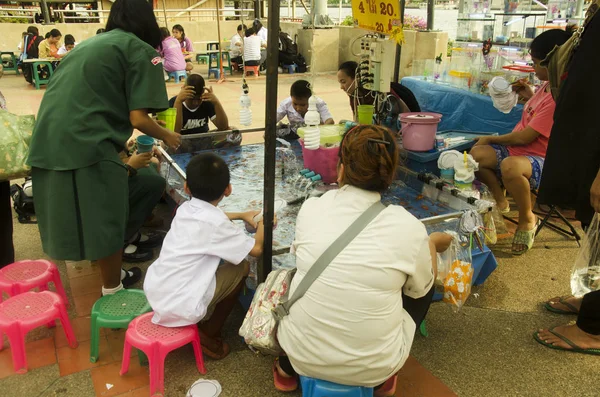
[401, 76, 524, 134]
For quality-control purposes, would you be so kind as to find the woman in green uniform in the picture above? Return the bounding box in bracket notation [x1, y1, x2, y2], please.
[27, 0, 181, 296]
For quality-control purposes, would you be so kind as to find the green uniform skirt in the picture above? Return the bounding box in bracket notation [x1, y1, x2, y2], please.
[32, 160, 129, 261]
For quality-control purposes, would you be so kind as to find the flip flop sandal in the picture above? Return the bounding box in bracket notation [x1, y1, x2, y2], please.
[374, 374, 398, 397]
[533, 327, 600, 356]
[272, 359, 298, 392]
[499, 205, 511, 214]
[544, 296, 580, 315]
[511, 219, 540, 255]
[201, 339, 230, 360]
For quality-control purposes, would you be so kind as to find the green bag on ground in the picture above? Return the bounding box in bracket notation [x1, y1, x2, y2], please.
[0, 110, 36, 181]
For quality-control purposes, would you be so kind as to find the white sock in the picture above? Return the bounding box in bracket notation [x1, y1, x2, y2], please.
[102, 283, 124, 296]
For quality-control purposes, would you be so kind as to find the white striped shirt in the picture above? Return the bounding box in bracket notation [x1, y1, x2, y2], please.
[243, 35, 263, 62]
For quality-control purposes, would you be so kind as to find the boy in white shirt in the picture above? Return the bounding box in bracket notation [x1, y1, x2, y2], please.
[229, 24, 246, 65]
[144, 153, 269, 359]
[276, 79, 335, 140]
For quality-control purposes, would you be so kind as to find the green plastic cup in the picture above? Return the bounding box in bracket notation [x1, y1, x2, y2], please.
[136, 135, 155, 153]
[157, 108, 177, 131]
[357, 105, 374, 125]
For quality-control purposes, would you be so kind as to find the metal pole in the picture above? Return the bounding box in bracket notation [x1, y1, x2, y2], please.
[393, 0, 406, 83]
[216, 0, 225, 80]
[575, 0, 584, 18]
[292, 0, 295, 18]
[260, 0, 280, 283]
[41, 0, 51, 24]
[161, 0, 168, 27]
[338, 0, 342, 23]
[427, 0, 434, 30]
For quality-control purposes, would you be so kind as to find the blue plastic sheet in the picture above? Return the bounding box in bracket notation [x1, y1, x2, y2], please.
[401, 76, 523, 134]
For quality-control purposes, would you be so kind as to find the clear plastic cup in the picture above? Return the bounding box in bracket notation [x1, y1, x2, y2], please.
[357, 105, 374, 125]
[157, 108, 177, 131]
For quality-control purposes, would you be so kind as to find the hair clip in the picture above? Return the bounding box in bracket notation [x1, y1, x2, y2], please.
[367, 138, 391, 146]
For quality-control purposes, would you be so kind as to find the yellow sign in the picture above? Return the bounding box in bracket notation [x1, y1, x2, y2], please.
[351, 0, 403, 35]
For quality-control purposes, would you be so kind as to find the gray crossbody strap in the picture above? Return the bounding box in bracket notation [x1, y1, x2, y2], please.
[273, 201, 385, 319]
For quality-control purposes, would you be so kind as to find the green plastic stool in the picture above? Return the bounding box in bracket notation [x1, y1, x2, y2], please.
[32, 61, 54, 90]
[90, 289, 151, 363]
[208, 52, 233, 76]
[1, 52, 19, 75]
[196, 54, 209, 64]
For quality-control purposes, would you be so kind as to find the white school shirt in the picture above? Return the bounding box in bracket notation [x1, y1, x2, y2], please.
[276, 96, 333, 127]
[243, 35, 264, 61]
[144, 198, 255, 327]
[257, 27, 268, 42]
[229, 33, 243, 58]
[277, 185, 434, 387]
[57, 42, 77, 55]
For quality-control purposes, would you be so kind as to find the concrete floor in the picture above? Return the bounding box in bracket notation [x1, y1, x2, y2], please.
[1, 67, 599, 396]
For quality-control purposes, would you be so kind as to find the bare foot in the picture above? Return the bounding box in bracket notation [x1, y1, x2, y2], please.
[537, 323, 600, 350]
[546, 296, 582, 314]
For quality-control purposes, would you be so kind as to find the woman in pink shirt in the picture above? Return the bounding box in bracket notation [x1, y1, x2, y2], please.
[158, 27, 187, 73]
[471, 29, 574, 255]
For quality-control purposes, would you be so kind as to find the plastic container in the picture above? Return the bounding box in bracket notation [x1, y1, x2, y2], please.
[136, 135, 155, 153]
[156, 108, 177, 131]
[297, 125, 345, 146]
[399, 112, 442, 152]
[300, 139, 339, 184]
[239, 93, 252, 126]
[357, 105, 374, 125]
[440, 168, 455, 183]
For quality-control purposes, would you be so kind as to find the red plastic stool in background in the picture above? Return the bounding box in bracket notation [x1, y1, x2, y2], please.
[0, 291, 78, 374]
[244, 65, 259, 77]
[0, 260, 69, 307]
[120, 312, 206, 396]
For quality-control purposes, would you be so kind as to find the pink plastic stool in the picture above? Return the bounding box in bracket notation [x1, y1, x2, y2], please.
[0, 260, 69, 308]
[0, 291, 78, 374]
[120, 312, 206, 396]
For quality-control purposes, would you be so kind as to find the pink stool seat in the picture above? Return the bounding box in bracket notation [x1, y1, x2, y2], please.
[120, 312, 206, 396]
[0, 291, 78, 374]
[244, 65, 260, 77]
[0, 260, 69, 308]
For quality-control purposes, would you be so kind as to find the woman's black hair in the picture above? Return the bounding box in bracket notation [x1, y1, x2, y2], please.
[49, 29, 61, 38]
[339, 61, 358, 79]
[530, 29, 573, 60]
[27, 26, 39, 36]
[106, 0, 161, 49]
[159, 27, 171, 41]
[172, 24, 185, 40]
[64, 34, 76, 46]
[253, 19, 263, 32]
[45, 32, 51, 39]
[245, 27, 255, 37]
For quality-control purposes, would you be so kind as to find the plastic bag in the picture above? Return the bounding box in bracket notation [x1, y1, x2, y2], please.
[571, 213, 600, 298]
[442, 234, 474, 310]
[0, 111, 36, 181]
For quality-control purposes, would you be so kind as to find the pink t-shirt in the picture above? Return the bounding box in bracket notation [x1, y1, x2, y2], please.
[159, 37, 187, 72]
[508, 82, 555, 158]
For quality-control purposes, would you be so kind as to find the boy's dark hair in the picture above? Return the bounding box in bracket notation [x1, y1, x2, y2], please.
[253, 19, 263, 32]
[237, 24, 247, 32]
[159, 27, 170, 41]
[64, 34, 75, 46]
[27, 26, 39, 36]
[186, 74, 205, 97]
[339, 61, 358, 79]
[290, 80, 312, 99]
[106, 0, 161, 49]
[172, 24, 185, 40]
[186, 153, 230, 201]
[49, 29, 61, 38]
[245, 27, 255, 37]
[96, 28, 106, 35]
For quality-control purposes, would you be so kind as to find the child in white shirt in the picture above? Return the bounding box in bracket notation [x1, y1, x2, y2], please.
[276, 79, 335, 140]
[144, 152, 270, 359]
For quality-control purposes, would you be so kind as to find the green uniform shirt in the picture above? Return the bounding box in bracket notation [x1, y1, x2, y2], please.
[27, 29, 169, 170]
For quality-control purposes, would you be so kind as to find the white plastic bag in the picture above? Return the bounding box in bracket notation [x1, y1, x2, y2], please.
[571, 213, 600, 297]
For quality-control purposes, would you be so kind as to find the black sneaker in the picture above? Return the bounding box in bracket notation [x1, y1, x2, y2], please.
[122, 245, 154, 263]
[128, 231, 165, 249]
[122, 267, 143, 288]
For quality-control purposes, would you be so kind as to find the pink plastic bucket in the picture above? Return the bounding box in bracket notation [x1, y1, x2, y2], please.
[300, 140, 339, 184]
[399, 112, 442, 152]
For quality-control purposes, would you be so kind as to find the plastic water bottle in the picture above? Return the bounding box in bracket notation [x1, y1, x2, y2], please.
[239, 92, 252, 126]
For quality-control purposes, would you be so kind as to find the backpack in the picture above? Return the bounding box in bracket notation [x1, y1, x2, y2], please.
[279, 32, 297, 56]
[295, 54, 307, 73]
[10, 178, 36, 224]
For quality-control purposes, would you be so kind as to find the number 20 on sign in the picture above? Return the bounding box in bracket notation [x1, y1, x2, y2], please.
[352, 0, 402, 34]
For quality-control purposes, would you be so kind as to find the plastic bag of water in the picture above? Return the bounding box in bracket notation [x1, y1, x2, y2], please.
[571, 213, 600, 297]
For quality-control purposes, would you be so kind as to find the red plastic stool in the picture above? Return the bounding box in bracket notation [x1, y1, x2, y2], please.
[244, 65, 260, 77]
[0, 260, 69, 307]
[0, 291, 78, 374]
[120, 312, 206, 396]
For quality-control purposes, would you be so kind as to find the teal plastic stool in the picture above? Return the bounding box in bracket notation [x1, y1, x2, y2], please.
[168, 70, 187, 82]
[300, 376, 373, 397]
[196, 54, 209, 64]
[32, 61, 53, 90]
[1, 52, 19, 75]
[282, 63, 297, 74]
[208, 52, 233, 78]
[90, 289, 151, 364]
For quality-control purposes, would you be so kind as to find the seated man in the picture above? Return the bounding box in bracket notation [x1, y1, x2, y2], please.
[144, 153, 267, 359]
[169, 74, 240, 151]
[229, 24, 246, 66]
[243, 27, 266, 70]
[276, 79, 334, 140]
[470, 30, 571, 255]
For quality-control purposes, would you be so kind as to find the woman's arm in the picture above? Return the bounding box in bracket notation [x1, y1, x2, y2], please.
[129, 109, 181, 148]
[475, 126, 540, 147]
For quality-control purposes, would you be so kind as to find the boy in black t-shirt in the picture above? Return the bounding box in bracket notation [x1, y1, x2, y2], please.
[169, 74, 240, 151]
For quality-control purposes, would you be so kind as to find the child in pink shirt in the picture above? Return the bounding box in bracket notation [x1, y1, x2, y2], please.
[158, 28, 187, 73]
[470, 29, 574, 255]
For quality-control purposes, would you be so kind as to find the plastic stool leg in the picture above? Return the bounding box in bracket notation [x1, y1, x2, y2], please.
[6, 326, 27, 373]
[57, 302, 78, 348]
[137, 349, 148, 366]
[89, 314, 101, 363]
[119, 340, 132, 375]
[191, 331, 206, 374]
[419, 320, 429, 337]
[149, 351, 166, 396]
[37, 284, 57, 329]
[50, 266, 69, 308]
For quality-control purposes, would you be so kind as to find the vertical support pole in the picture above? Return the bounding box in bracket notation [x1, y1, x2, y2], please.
[427, 0, 434, 30]
[41, 0, 51, 24]
[338, 0, 342, 23]
[161, 0, 168, 27]
[393, 0, 406, 83]
[259, 0, 281, 283]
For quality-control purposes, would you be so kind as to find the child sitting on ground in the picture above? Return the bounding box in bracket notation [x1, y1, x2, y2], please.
[169, 74, 240, 151]
[276, 79, 334, 140]
[144, 153, 269, 359]
[57, 34, 76, 57]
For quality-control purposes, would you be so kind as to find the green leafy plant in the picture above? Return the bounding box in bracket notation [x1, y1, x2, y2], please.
[341, 15, 354, 26]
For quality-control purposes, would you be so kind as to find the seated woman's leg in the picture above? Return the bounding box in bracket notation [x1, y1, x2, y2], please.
[499, 156, 535, 230]
[471, 145, 508, 210]
[125, 166, 165, 242]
